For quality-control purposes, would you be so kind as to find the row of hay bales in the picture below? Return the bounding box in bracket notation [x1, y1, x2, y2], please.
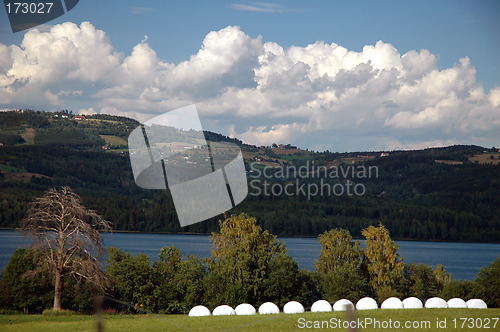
[189, 297, 488, 316]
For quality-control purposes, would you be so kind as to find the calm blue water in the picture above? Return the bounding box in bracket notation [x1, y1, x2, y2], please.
[1, 230, 499, 280]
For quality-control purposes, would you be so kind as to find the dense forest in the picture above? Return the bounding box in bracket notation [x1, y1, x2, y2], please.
[1, 110, 499, 242]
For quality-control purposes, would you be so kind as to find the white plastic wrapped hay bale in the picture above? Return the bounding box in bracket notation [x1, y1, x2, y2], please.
[402, 297, 423, 309]
[311, 300, 332, 312]
[283, 301, 304, 314]
[356, 297, 378, 310]
[212, 305, 236, 316]
[425, 297, 448, 308]
[258, 302, 280, 314]
[447, 298, 467, 308]
[189, 305, 211, 317]
[235, 303, 256, 315]
[466, 299, 487, 309]
[333, 299, 354, 311]
[381, 297, 403, 309]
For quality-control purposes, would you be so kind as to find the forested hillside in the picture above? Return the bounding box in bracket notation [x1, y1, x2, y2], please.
[1, 110, 499, 242]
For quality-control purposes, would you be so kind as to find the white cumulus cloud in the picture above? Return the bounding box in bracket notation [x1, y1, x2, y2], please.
[0, 22, 498, 151]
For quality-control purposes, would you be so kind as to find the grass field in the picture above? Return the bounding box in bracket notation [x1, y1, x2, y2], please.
[434, 160, 464, 165]
[88, 119, 122, 125]
[99, 135, 128, 147]
[0, 164, 25, 173]
[468, 152, 500, 165]
[1, 309, 499, 331]
[20, 127, 35, 145]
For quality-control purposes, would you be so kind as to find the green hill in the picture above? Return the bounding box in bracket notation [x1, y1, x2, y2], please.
[1, 109, 499, 242]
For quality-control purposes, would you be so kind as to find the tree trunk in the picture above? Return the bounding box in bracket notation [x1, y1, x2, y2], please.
[53, 270, 63, 310]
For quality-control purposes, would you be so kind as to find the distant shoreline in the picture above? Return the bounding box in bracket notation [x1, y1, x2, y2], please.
[1, 227, 499, 244]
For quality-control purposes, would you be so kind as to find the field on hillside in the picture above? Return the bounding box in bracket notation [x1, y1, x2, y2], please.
[243, 147, 314, 167]
[469, 152, 500, 165]
[99, 135, 128, 147]
[20, 127, 35, 145]
[88, 119, 122, 124]
[1, 309, 499, 332]
[434, 160, 464, 165]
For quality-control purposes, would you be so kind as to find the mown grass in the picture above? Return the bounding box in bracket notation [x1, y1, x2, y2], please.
[468, 152, 500, 165]
[1, 309, 499, 331]
[0, 164, 25, 173]
[99, 135, 128, 147]
[20, 127, 35, 145]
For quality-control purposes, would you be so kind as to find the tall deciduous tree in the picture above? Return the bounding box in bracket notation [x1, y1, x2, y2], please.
[315, 228, 369, 302]
[402, 263, 445, 301]
[475, 255, 500, 308]
[153, 246, 207, 313]
[0, 248, 53, 313]
[316, 228, 362, 273]
[362, 223, 404, 301]
[22, 186, 111, 310]
[434, 264, 451, 288]
[105, 247, 155, 311]
[206, 213, 288, 306]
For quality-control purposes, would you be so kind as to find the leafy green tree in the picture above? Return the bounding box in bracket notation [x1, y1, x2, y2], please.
[21, 187, 111, 310]
[152, 246, 207, 313]
[151, 246, 182, 312]
[475, 256, 500, 308]
[440, 280, 476, 301]
[206, 213, 300, 307]
[0, 248, 53, 313]
[106, 246, 207, 314]
[362, 223, 404, 301]
[0, 247, 107, 314]
[319, 264, 371, 302]
[172, 255, 207, 312]
[261, 253, 320, 307]
[105, 247, 155, 312]
[316, 228, 362, 273]
[434, 264, 451, 289]
[401, 263, 444, 301]
[315, 228, 369, 302]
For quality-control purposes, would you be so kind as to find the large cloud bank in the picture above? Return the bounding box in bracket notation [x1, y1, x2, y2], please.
[1, 22, 498, 151]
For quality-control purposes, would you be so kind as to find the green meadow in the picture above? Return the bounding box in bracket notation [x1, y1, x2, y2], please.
[1, 309, 499, 332]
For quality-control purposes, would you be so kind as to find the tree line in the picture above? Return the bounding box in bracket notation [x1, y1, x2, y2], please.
[1, 145, 499, 242]
[0, 188, 499, 314]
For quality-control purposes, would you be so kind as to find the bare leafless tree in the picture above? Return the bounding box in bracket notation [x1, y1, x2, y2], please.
[22, 186, 111, 310]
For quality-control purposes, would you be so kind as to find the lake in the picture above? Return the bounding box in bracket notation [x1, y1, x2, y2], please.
[1, 230, 499, 280]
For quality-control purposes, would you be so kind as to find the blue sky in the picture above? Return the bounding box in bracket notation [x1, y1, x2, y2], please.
[0, 0, 499, 151]
[2, 0, 498, 88]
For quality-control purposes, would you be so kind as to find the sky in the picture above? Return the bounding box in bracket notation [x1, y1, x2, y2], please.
[0, 0, 499, 152]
